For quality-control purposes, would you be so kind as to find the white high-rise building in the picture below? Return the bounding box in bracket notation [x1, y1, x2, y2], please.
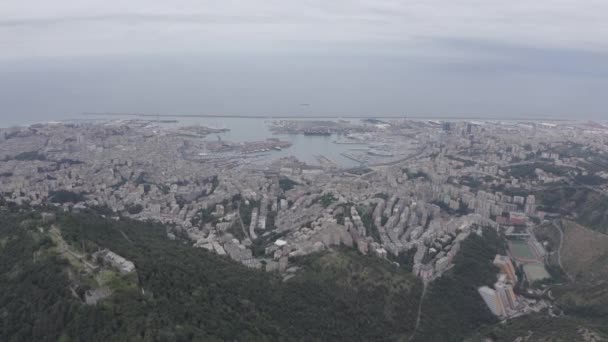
[478, 286, 505, 317]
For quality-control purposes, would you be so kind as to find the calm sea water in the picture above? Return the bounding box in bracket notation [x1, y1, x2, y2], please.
[175, 117, 361, 167]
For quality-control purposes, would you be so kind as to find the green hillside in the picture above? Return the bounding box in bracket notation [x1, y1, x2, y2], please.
[2, 206, 606, 342]
[466, 314, 607, 342]
[413, 228, 504, 341]
[0, 207, 422, 341]
[537, 187, 608, 234]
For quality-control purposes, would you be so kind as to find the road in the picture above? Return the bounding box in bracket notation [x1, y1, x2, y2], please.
[551, 220, 573, 281]
[370, 148, 427, 168]
[334, 149, 427, 176]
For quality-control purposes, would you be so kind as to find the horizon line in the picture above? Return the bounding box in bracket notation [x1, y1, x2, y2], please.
[81, 112, 579, 122]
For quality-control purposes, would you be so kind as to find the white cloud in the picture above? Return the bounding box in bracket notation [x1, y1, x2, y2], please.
[1, 0, 608, 59]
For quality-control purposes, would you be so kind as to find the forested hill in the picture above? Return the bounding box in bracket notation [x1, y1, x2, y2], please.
[412, 228, 504, 341]
[0, 207, 423, 341]
[4, 206, 605, 341]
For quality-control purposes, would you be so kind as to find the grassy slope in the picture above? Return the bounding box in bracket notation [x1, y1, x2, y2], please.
[559, 221, 608, 282]
[550, 221, 608, 319]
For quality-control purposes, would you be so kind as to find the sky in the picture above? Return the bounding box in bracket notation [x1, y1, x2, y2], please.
[1, 0, 608, 125]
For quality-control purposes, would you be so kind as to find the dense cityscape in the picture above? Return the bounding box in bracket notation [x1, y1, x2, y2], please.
[1, 117, 608, 340]
[4, 0, 608, 340]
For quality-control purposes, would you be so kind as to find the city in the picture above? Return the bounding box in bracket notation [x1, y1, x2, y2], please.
[3, 0, 608, 340]
[2, 117, 608, 338]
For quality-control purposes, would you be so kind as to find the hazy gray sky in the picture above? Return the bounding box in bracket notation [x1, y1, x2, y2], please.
[1, 0, 608, 124]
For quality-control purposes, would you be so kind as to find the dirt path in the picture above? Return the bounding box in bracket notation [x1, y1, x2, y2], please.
[409, 282, 427, 341]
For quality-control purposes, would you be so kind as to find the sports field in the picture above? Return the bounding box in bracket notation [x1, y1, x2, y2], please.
[508, 240, 537, 262]
[523, 263, 551, 282]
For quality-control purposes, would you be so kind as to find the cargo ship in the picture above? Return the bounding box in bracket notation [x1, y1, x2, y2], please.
[303, 128, 332, 136]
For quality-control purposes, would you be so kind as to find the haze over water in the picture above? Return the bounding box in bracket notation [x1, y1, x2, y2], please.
[2, 51, 607, 128]
[3, 1, 608, 126]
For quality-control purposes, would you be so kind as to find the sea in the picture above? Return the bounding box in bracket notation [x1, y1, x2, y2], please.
[10, 113, 581, 167]
[175, 116, 362, 167]
[9, 114, 366, 167]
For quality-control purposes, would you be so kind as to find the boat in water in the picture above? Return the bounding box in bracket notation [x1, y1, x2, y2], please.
[367, 149, 394, 157]
[302, 128, 332, 136]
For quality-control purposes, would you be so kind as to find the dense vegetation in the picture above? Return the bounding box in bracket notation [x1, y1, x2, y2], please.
[506, 162, 575, 179]
[412, 228, 505, 342]
[431, 199, 473, 216]
[0, 207, 423, 341]
[125, 203, 143, 215]
[537, 187, 608, 233]
[403, 169, 430, 181]
[8, 151, 47, 161]
[313, 193, 337, 208]
[278, 177, 299, 192]
[556, 281, 608, 319]
[3, 205, 606, 341]
[457, 175, 484, 189]
[467, 314, 608, 342]
[0, 211, 77, 342]
[190, 205, 218, 227]
[357, 205, 381, 243]
[49, 190, 87, 204]
[373, 192, 389, 200]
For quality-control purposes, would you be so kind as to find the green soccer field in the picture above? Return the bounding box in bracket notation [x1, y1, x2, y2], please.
[508, 240, 537, 261]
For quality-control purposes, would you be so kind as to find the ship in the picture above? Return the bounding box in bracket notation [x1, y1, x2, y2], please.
[367, 149, 394, 157]
[303, 128, 332, 136]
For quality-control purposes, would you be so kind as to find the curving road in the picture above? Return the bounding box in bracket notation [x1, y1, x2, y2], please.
[551, 220, 573, 281]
